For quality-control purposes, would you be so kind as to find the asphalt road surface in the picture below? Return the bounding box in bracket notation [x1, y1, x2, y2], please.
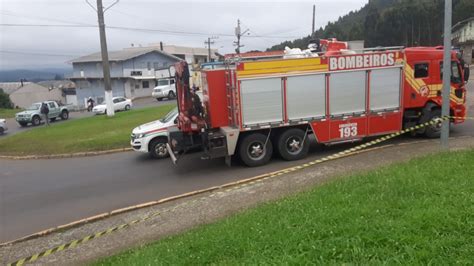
[1, 84, 473, 243]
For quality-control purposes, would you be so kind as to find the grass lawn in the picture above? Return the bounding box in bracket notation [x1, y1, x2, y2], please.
[96, 150, 474, 265]
[0, 108, 22, 118]
[0, 105, 174, 156]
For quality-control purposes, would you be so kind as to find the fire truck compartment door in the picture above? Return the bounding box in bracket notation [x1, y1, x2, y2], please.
[240, 78, 283, 126]
[329, 71, 366, 116]
[370, 67, 402, 111]
[286, 74, 326, 120]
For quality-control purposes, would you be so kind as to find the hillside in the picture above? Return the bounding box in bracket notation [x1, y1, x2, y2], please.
[267, 0, 474, 51]
[0, 68, 70, 82]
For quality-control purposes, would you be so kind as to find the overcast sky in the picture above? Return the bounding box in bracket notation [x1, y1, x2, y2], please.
[0, 0, 368, 70]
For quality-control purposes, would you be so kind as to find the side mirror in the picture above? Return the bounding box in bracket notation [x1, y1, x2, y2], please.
[464, 67, 470, 82]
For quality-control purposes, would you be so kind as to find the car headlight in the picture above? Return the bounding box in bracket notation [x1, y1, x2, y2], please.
[136, 133, 146, 138]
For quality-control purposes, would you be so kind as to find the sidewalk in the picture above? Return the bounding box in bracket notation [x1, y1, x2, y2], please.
[2, 136, 474, 265]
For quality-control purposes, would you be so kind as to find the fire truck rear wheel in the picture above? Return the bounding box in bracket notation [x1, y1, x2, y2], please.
[424, 109, 444, 138]
[277, 128, 309, 161]
[239, 133, 273, 167]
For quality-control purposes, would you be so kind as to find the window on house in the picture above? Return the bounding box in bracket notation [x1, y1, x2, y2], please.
[414, 63, 429, 78]
[142, 81, 150, 88]
[147, 62, 151, 70]
[153, 62, 160, 69]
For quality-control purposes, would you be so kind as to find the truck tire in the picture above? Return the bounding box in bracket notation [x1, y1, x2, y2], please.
[0, 127, 4, 135]
[168, 91, 176, 99]
[149, 138, 169, 159]
[424, 109, 443, 138]
[239, 133, 273, 167]
[276, 128, 310, 161]
[125, 104, 131, 111]
[32, 115, 41, 126]
[60, 110, 69, 120]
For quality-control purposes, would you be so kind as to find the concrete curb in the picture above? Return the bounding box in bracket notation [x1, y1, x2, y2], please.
[0, 147, 132, 160]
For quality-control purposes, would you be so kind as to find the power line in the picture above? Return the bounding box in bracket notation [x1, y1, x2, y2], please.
[0, 10, 94, 26]
[0, 23, 302, 39]
[0, 50, 82, 57]
[0, 23, 95, 28]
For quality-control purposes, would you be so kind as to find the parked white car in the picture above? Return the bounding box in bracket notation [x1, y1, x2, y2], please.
[92, 97, 132, 115]
[130, 107, 178, 158]
[152, 78, 176, 101]
[0, 119, 7, 135]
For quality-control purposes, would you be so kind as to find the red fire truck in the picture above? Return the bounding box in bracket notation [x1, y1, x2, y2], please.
[166, 40, 469, 167]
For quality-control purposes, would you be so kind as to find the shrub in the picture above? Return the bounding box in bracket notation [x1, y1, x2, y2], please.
[0, 89, 13, 109]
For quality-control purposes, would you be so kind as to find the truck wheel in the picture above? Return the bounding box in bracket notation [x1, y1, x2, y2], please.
[424, 109, 443, 138]
[239, 133, 273, 167]
[61, 110, 69, 120]
[277, 128, 310, 161]
[0, 127, 4, 135]
[32, 116, 41, 126]
[168, 91, 176, 99]
[125, 104, 131, 111]
[149, 138, 169, 159]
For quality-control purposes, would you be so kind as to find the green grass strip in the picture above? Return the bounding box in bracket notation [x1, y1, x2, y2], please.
[0, 108, 23, 119]
[0, 105, 174, 156]
[96, 150, 474, 265]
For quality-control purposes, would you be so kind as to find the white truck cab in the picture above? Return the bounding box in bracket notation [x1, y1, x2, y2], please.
[130, 107, 178, 158]
[152, 78, 176, 101]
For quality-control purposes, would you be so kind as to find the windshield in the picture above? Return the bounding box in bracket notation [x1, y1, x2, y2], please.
[157, 79, 169, 86]
[26, 103, 41, 110]
[160, 107, 178, 123]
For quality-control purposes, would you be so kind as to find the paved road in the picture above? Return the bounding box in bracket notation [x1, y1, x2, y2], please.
[0, 97, 173, 137]
[1, 84, 473, 243]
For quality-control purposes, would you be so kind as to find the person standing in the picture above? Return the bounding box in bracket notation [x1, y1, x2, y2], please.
[40, 102, 50, 126]
[87, 97, 95, 112]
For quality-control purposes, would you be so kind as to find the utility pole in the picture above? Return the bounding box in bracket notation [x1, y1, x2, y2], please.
[441, 0, 452, 148]
[204, 37, 218, 62]
[234, 19, 249, 54]
[312, 4, 316, 36]
[86, 0, 119, 116]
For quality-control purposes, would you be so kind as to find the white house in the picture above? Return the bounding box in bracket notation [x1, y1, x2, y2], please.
[452, 17, 474, 64]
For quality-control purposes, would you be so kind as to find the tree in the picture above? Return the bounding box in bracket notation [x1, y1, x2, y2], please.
[364, 3, 381, 47]
[0, 90, 13, 109]
[266, 0, 474, 51]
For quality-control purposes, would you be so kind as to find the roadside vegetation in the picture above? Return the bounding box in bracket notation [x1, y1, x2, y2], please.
[0, 105, 174, 155]
[97, 150, 474, 265]
[0, 108, 22, 118]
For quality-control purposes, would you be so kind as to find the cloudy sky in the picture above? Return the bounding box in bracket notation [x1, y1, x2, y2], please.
[0, 0, 368, 70]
